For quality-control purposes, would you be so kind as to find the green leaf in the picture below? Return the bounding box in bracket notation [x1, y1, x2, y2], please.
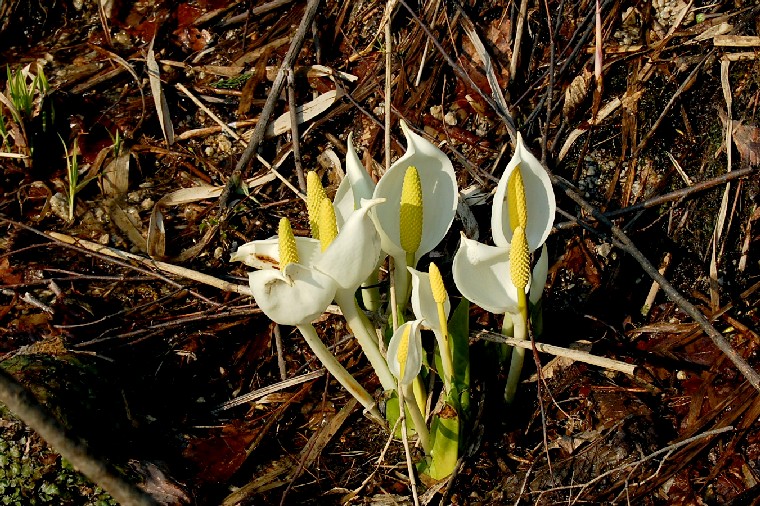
[448, 297, 470, 416]
[530, 296, 544, 338]
[384, 391, 419, 438]
[419, 392, 460, 480]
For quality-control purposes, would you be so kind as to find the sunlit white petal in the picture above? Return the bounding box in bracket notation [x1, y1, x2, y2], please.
[452, 236, 519, 315]
[372, 120, 458, 259]
[334, 133, 377, 226]
[315, 198, 384, 289]
[387, 319, 424, 386]
[408, 267, 450, 331]
[231, 237, 322, 270]
[249, 264, 337, 326]
[491, 133, 555, 250]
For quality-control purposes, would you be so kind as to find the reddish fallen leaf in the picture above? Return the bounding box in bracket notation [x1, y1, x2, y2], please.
[175, 26, 212, 52]
[0, 258, 22, 284]
[731, 120, 760, 167]
[183, 422, 258, 484]
[558, 238, 602, 289]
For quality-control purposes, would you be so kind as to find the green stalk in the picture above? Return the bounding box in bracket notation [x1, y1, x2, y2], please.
[412, 375, 427, 417]
[400, 381, 430, 453]
[504, 291, 528, 404]
[296, 323, 383, 423]
[360, 268, 382, 312]
[391, 252, 413, 330]
[433, 312, 454, 393]
[334, 289, 396, 392]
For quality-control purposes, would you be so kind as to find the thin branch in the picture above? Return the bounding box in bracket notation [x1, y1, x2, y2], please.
[474, 331, 637, 376]
[550, 174, 760, 393]
[218, 0, 322, 209]
[554, 166, 757, 229]
[0, 368, 157, 506]
[45, 231, 251, 296]
[398, 0, 517, 142]
[287, 69, 306, 192]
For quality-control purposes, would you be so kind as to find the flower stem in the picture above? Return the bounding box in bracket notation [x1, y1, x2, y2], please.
[335, 289, 396, 392]
[296, 323, 383, 423]
[504, 291, 528, 404]
[360, 268, 382, 312]
[392, 253, 412, 329]
[412, 375, 427, 417]
[400, 381, 431, 453]
[434, 309, 454, 393]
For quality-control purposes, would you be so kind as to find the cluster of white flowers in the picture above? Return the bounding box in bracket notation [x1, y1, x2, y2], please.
[231, 120, 556, 427]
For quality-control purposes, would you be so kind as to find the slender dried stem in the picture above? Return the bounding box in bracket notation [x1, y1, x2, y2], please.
[0, 369, 157, 506]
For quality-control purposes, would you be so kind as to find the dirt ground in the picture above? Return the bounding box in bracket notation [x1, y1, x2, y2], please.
[1, 0, 759, 504]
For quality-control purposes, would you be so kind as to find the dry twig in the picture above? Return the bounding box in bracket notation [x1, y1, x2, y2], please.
[0, 369, 157, 506]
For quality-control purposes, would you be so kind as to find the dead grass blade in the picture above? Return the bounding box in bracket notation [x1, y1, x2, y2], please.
[108, 200, 148, 253]
[256, 89, 344, 139]
[457, 6, 509, 118]
[709, 58, 734, 310]
[45, 231, 251, 297]
[147, 36, 175, 146]
[101, 150, 130, 197]
[558, 97, 621, 161]
[145, 173, 276, 261]
[563, 69, 592, 119]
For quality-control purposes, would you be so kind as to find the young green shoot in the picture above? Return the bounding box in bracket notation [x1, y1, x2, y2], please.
[60, 136, 80, 223]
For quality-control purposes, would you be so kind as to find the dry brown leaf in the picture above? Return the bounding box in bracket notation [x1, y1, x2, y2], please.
[459, 9, 509, 117]
[0, 258, 22, 285]
[563, 68, 592, 118]
[101, 150, 130, 197]
[108, 200, 147, 253]
[486, 15, 512, 58]
[146, 205, 166, 260]
[731, 120, 760, 167]
[241, 89, 343, 139]
[147, 37, 175, 146]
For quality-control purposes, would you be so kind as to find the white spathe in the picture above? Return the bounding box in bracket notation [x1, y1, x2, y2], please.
[314, 198, 383, 289]
[452, 232, 549, 316]
[408, 267, 451, 331]
[491, 133, 555, 251]
[371, 121, 458, 261]
[387, 319, 424, 387]
[452, 134, 555, 316]
[334, 132, 376, 226]
[230, 236, 322, 270]
[249, 264, 336, 326]
[233, 198, 385, 325]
